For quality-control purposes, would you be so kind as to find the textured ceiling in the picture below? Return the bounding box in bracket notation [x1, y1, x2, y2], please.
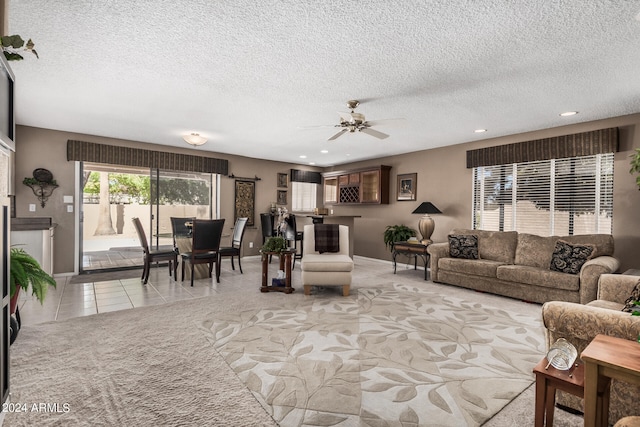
[7, 1, 640, 166]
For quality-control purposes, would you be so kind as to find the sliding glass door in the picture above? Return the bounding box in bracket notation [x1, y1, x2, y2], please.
[149, 169, 218, 250]
[80, 163, 218, 272]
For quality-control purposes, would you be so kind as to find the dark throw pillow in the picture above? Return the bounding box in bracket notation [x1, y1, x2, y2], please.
[622, 280, 640, 313]
[549, 240, 594, 275]
[448, 234, 479, 259]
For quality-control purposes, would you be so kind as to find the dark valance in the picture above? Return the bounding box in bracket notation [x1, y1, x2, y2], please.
[290, 169, 322, 184]
[67, 140, 228, 175]
[466, 127, 619, 168]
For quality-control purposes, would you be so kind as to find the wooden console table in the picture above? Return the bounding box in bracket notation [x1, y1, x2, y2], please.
[392, 241, 430, 280]
[582, 334, 640, 427]
[260, 249, 295, 294]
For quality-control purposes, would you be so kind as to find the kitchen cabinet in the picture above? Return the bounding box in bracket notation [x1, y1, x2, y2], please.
[323, 165, 391, 205]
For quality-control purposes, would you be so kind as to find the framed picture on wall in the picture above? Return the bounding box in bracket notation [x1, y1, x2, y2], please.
[277, 173, 288, 188]
[277, 190, 287, 205]
[397, 173, 417, 201]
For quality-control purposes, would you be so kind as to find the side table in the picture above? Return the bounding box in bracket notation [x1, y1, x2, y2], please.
[533, 357, 588, 427]
[582, 334, 640, 427]
[392, 241, 430, 280]
[260, 249, 295, 294]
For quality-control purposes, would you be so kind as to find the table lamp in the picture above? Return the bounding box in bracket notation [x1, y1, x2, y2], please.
[412, 202, 442, 244]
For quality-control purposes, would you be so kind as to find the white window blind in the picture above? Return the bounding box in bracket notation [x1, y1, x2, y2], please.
[291, 181, 317, 212]
[472, 153, 613, 235]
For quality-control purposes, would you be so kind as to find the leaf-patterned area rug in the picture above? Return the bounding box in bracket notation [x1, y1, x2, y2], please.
[199, 283, 544, 426]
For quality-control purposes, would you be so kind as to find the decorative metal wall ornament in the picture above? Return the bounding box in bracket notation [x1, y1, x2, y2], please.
[23, 168, 59, 207]
[234, 180, 255, 226]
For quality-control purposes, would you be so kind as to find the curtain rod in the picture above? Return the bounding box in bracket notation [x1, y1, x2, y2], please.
[228, 174, 261, 181]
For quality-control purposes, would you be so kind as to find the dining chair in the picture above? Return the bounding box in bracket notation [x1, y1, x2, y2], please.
[170, 216, 195, 252]
[132, 217, 178, 284]
[260, 213, 275, 263]
[283, 214, 303, 269]
[181, 219, 225, 286]
[218, 217, 248, 273]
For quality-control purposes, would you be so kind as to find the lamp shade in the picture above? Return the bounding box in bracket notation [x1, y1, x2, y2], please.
[412, 202, 442, 215]
[183, 133, 207, 146]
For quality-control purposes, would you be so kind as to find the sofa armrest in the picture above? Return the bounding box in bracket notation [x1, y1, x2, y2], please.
[598, 274, 640, 304]
[578, 256, 620, 304]
[427, 242, 449, 282]
[542, 301, 640, 354]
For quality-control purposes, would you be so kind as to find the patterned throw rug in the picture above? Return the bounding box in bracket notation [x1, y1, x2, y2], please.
[200, 283, 545, 426]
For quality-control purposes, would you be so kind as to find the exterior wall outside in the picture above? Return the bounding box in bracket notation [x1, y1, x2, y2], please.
[13, 113, 640, 274]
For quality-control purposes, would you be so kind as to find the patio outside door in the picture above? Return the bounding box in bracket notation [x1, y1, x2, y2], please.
[149, 169, 218, 250]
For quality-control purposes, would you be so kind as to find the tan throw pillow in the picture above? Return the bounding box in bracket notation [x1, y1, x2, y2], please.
[448, 234, 479, 259]
[549, 240, 594, 275]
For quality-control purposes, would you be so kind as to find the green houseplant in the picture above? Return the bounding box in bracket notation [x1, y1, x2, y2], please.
[630, 148, 640, 190]
[9, 248, 56, 343]
[1, 35, 38, 61]
[383, 224, 417, 252]
[261, 236, 287, 253]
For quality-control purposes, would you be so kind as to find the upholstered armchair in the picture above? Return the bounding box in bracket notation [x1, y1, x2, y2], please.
[301, 224, 353, 296]
[542, 274, 640, 425]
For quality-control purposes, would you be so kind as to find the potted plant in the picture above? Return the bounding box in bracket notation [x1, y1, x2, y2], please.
[261, 236, 287, 253]
[383, 224, 417, 252]
[1, 35, 38, 61]
[9, 247, 56, 343]
[630, 148, 640, 190]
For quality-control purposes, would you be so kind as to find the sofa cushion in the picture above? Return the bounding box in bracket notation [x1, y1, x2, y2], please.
[497, 265, 580, 291]
[448, 234, 478, 259]
[549, 240, 594, 275]
[438, 257, 503, 278]
[588, 299, 625, 311]
[301, 254, 353, 272]
[515, 233, 557, 268]
[451, 229, 518, 264]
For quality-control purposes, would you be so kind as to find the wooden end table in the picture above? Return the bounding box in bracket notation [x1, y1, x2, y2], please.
[533, 357, 588, 427]
[260, 249, 295, 294]
[582, 334, 640, 427]
[392, 241, 430, 280]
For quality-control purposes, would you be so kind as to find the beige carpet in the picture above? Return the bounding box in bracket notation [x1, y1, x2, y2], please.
[199, 283, 544, 426]
[5, 259, 585, 426]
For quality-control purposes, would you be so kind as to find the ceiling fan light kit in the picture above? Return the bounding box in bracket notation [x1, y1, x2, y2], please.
[316, 99, 402, 141]
[183, 133, 207, 146]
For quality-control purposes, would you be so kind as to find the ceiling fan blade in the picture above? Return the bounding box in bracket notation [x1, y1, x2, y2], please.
[360, 127, 389, 139]
[328, 128, 348, 141]
[364, 118, 407, 127]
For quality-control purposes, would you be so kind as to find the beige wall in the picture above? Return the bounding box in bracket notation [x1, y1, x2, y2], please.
[13, 126, 320, 274]
[13, 113, 640, 274]
[327, 113, 640, 272]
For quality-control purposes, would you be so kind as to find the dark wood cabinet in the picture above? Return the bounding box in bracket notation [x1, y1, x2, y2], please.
[323, 165, 391, 205]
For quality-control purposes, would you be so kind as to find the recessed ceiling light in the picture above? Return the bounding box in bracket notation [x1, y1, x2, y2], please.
[346, 153, 351, 156]
[320, 150, 328, 154]
[299, 155, 307, 159]
[559, 111, 578, 117]
[309, 162, 315, 165]
[474, 129, 487, 133]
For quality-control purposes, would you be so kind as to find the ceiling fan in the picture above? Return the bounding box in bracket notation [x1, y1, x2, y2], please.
[304, 100, 404, 141]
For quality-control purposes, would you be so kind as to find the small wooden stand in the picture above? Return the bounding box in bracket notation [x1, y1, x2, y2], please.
[392, 241, 430, 280]
[533, 357, 587, 427]
[260, 249, 295, 293]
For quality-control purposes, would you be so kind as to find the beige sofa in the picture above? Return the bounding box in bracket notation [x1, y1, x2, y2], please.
[427, 229, 619, 304]
[543, 274, 640, 425]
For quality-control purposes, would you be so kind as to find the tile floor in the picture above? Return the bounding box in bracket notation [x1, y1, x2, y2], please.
[16, 254, 434, 327]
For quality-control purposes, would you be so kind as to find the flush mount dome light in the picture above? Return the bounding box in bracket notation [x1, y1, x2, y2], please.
[183, 133, 207, 146]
